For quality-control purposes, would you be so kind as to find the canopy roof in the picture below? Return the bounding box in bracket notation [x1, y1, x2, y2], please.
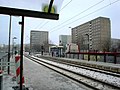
[0, 0, 64, 19]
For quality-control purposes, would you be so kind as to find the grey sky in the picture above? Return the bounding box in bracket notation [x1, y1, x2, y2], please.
[0, 0, 120, 45]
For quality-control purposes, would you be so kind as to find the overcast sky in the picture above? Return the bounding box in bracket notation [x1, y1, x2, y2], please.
[0, 0, 120, 45]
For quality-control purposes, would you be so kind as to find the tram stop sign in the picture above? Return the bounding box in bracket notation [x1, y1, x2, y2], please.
[0, 0, 64, 20]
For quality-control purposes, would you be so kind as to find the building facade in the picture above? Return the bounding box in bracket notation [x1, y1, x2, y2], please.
[111, 38, 120, 52]
[30, 30, 49, 52]
[59, 35, 71, 51]
[72, 17, 111, 51]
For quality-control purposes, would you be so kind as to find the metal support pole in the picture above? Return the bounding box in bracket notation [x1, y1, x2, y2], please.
[8, 15, 12, 74]
[48, 0, 54, 13]
[12, 38, 14, 58]
[12, 38, 13, 58]
[114, 53, 117, 64]
[85, 34, 90, 61]
[19, 16, 24, 90]
[104, 54, 106, 62]
[88, 37, 90, 61]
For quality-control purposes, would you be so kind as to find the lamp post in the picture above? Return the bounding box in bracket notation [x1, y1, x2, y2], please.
[85, 33, 89, 52]
[69, 27, 72, 35]
[12, 37, 17, 58]
[85, 33, 90, 61]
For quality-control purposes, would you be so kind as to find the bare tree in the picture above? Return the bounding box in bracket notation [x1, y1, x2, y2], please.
[43, 41, 49, 52]
[32, 44, 41, 52]
[79, 35, 88, 51]
[25, 44, 30, 52]
[110, 40, 120, 52]
[101, 39, 111, 52]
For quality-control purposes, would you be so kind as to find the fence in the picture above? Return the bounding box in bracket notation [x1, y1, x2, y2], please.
[0, 53, 15, 74]
[65, 52, 120, 64]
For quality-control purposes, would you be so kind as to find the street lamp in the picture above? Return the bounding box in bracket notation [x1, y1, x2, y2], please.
[85, 33, 89, 52]
[12, 37, 17, 58]
[69, 27, 72, 35]
[85, 33, 90, 61]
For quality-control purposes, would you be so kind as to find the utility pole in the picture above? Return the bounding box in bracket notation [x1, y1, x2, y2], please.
[19, 16, 24, 90]
[8, 15, 12, 74]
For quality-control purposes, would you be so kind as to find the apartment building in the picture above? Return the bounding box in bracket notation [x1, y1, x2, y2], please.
[30, 30, 49, 52]
[72, 17, 111, 51]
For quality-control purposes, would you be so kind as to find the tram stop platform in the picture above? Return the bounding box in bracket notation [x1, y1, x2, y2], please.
[3, 74, 17, 90]
[40, 55, 120, 74]
[1, 55, 29, 90]
[2, 74, 29, 90]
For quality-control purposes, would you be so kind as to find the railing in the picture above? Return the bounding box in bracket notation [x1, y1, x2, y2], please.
[0, 54, 8, 70]
[0, 53, 15, 74]
[65, 52, 120, 64]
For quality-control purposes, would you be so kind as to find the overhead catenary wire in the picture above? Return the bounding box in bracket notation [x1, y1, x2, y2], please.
[34, 20, 46, 29]
[60, 0, 73, 12]
[50, 0, 120, 33]
[34, 0, 103, 30]
[37, 21, 49, 29]
[49, 0, 105, 31]
[34, 0, 73, 30]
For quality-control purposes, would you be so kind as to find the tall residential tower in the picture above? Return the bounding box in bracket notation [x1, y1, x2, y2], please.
[72, 17, 111, 51]
[30, 30, 49, 52]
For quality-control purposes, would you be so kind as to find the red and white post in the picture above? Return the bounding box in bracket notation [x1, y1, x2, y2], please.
[15, 55, 24, 84]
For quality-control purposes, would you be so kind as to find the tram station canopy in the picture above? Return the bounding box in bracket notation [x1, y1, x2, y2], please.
[0, 0, 64, 20]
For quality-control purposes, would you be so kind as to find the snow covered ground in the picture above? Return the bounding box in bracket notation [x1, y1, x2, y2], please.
[3, 74, 17, 90]
[2, 55, 120, 90]
[32, 56, 120, 88]
[23, 56, 91, 90]
[2, 56, 17, 90]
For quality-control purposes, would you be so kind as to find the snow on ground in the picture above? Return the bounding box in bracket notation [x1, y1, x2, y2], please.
[32, 56, 120, 87]
[3, 74, 17, 90]
[24, 57, 90, 90]
[2, 56, 17, 90]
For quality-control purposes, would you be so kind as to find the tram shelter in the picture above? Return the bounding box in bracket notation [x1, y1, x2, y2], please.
[0, 0, 64, 89]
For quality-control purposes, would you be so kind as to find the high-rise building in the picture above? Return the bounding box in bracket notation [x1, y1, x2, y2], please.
[30, 30, 49, 52]
[59, 35, 71, 51]
[72, 17, 111, 51]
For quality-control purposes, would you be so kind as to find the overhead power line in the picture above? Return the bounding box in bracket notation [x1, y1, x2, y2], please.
[34, 0, 73, 30]
[34, 20, 45, 29]
[50, 0, 120, 33]
[49, 0, 105, 30]
[60, 0, 73, 12]
[38, 21, 49, 29]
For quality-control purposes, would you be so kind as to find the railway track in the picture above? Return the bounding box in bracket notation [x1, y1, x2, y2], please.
[39, 56, 120, 77]
[25, 55, 120, 90]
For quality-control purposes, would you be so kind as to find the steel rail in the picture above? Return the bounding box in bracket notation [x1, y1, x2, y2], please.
[25, 55, 120, 90]
[39, 56, 120, 77]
